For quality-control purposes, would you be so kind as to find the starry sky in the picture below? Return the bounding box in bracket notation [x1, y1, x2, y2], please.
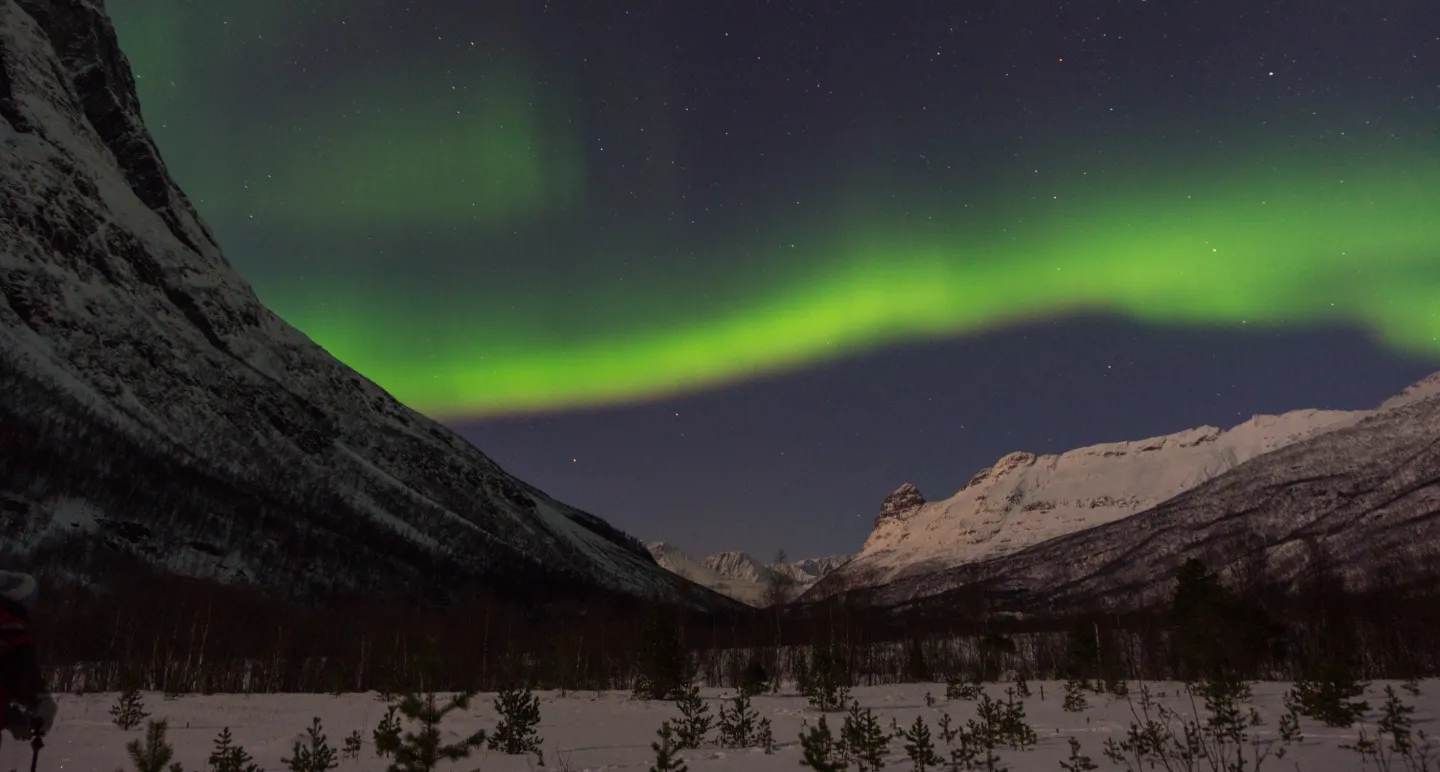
[110, 0, 1439, 560]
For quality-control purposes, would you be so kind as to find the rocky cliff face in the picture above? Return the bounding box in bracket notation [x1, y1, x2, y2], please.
[806, 395, 1419, 601]
[0, 0, 733, 608]
[805, 372, 1440, 609]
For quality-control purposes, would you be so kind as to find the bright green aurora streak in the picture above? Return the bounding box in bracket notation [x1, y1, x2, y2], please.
[107, 2, 1439, 419]
[285, 149, 1440, 418]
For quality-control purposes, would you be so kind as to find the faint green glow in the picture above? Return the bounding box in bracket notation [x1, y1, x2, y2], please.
[111, 0, 583, 227]
[281, 149, 1440, 418]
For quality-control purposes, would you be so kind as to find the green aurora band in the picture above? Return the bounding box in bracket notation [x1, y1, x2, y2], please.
[281, 149, 1440, 418]
[105, 4, 1439, 418]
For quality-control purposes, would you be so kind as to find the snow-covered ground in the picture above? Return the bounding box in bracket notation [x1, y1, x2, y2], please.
[10, 681, 1432, 772]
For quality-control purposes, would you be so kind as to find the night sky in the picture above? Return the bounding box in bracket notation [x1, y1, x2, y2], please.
[109, 0, 1439, 559]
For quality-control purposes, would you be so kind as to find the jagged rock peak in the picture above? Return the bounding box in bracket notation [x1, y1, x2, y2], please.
[962, 450, 1038, 490]
[877, 482, 926, 524]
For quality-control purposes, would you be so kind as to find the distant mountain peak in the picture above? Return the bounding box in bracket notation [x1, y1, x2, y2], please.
[876, 482, 926, 525]
[645, 541, 852, 606]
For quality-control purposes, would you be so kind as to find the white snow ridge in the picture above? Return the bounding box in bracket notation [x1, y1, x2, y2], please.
[808, 377, 1440, 604]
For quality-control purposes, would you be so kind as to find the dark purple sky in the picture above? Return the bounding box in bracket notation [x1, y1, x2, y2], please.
[456, 319, 1434, 559]
[112, 0, 1440, 560]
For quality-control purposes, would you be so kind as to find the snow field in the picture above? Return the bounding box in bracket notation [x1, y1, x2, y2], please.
[6, 681, 1433, 772]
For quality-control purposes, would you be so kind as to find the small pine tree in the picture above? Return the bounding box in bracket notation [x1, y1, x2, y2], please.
[649, 720, 689, 772]
[208, 728, 261, 772]
[936, 712, 958, 746]
[1377, 685, 1417, 754]
[1012, 675, 1031, 699]
[373, 705, 401, 758]
[944, 673, 983, 701]
[1286, 663, 1369, 728]
[489, 685, 543, 755]
[112, 686, 151, 730]
[993, 690, 1038, 751]
[799, 716, 847, 772]
[717, 691, 759, 748]
[757, 716, 776, 754]
[673, 684, 713, 749]
[840, 701, 891, 772]
[1059, 736, 1099, 771]
[1061, 679, 1089, 713]
[282, 717, 339, 772]
[127, 720, 176, 772]
[901, 715, 943, 771]
[341, 731, 363, 761]
[385, 691, 488, 772]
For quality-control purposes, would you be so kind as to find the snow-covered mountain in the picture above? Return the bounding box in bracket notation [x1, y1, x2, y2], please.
[0, 0, 737, 609]
[646, 542, 851, 606]
[808, 407, 1368, 598]
[806, 372, 1440, 609]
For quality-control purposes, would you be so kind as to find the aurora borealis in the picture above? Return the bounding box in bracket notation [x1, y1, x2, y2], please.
[108, 0, 1439, 555]
[282, 151, 1440, 417]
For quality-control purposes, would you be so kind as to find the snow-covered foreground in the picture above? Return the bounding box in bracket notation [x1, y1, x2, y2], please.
[5, 681, 1433, 772]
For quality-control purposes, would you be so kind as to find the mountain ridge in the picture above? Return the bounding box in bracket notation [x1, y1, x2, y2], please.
[645, 542, 850, 605]
[0, 0, 736, 609]
[805, 370, 1440, 608]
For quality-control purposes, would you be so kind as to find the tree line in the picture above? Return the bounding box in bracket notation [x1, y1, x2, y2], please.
[29, 534, 1440, 696]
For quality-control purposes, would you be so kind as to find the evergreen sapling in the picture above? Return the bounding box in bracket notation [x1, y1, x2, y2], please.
[841, 700, 892, 772]
[649, 720, 689, 772]
[945, 673, 983, 702]
[489, 684, 544, 756]
[341, 731, 363, 761]
[385, 691, 488, 772]
[282, 717, 339, 772]
[1286, 664, 1370, 728]
[717, 691, 759, 748]
[207, 728, 261, 772]
[901, 715, 944, 771]
[1061, 679, 1089, 713]
[1059, 736, 1099, 771]
[798, 716, 847, 772]
[373, 705, 401, 758]
[936, 712, 958, 746]
[673, 684, 713, 749]
[112, 686, 150, 730]
[756, 716, 776, 754]
[126, 720, 180, 772]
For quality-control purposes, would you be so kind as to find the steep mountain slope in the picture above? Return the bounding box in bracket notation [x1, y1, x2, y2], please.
[0, 0, 736, 609]
[646, 542, 850, 605]
[807, 372, 1440, 610]
[809, 406, 1366, 598]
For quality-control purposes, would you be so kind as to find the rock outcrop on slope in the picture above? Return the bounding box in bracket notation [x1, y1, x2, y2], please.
[0, 0, 735, 609]
[805, 371, 1440, 610]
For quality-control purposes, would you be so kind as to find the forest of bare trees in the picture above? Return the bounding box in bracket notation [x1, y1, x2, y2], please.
[26, 537, 1440, 697]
